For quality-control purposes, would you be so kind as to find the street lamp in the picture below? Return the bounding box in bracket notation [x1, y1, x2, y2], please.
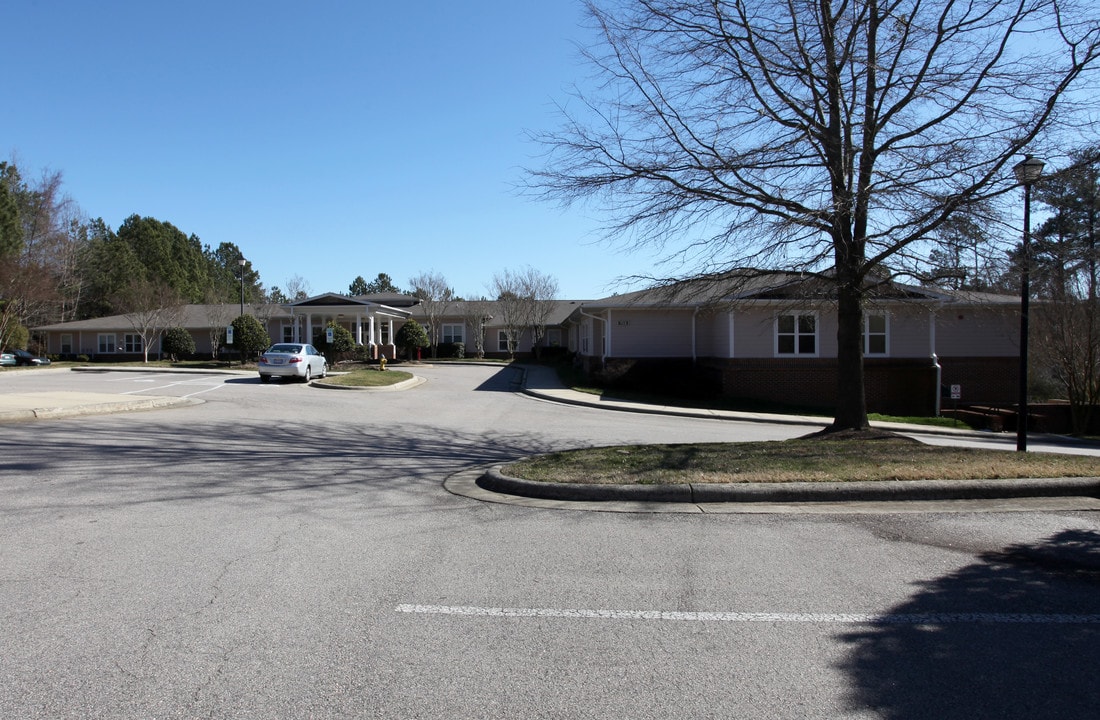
[238, 255, 247, 318]
[1013, 155, 1044, 452]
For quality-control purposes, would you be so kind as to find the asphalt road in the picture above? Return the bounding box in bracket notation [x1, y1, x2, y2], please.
[2, 366, 1099, 719]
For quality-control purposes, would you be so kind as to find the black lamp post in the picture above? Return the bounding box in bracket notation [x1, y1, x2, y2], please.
[238, 256, 247, 318]
[1013, 155, 1044, 452]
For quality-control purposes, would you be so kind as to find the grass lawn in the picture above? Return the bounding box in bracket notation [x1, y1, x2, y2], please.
[320, 368, 413, 387]
[506, 436, 1100, 485]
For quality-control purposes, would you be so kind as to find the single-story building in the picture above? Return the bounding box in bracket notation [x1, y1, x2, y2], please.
[32, 272, 1023, 416]
[558, 272, 1021, 416]
[33, 294, 414, 361]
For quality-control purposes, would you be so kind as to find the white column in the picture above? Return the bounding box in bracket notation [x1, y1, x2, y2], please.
[606, 310, 612, 357]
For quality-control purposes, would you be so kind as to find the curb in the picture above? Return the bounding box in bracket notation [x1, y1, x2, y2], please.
[0, 396, 202, 423]
[477, 465, 1100, 504]
[311, 375, 426, 391]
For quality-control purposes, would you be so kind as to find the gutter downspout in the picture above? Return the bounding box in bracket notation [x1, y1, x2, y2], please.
[930, 304, 942, 416]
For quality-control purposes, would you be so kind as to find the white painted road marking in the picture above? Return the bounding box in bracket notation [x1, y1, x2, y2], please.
[395, 604, 1100, 624]
[121, 376, 227, 396]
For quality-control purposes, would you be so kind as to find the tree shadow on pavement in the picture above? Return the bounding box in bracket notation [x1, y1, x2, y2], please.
[837, 529, 1100, 719]
[0, 419, 556, 514]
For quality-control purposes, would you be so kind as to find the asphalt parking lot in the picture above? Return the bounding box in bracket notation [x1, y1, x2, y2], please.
[3, 365, 1099, 719]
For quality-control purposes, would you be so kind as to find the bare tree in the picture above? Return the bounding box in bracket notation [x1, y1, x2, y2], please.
[202, 289, 234, 360]
[115, 278, 185, 363]
[285, 274, 311, 302]
[462, 298, 494, 359]
[531, 0, 1100, 432]
[517, 267, 560, 358]
[489, 271, 527, 359]
[409, 270, 455, 358]
[0, 162, 82, 347]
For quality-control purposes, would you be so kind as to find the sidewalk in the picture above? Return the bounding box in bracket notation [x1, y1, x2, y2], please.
[517, 364, 977, 437]
[0, 390, 201, 422]
[484, 364, 1100, 509]
[0, 365, 238, 422]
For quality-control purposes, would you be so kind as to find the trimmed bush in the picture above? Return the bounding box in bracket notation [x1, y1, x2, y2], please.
[231, 314, 270, 360]
[395, 319, 429, 359]
[162, 327, 196, 361]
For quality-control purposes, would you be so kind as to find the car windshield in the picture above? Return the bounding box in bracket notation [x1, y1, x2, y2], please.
[268, 345, 302, 354]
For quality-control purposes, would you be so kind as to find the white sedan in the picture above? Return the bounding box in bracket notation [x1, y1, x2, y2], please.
[258, 343, 328, 383]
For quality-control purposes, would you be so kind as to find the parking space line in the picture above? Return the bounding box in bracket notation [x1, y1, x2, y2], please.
[120, 377, 227, 395]
[395, 604, 1100, 624]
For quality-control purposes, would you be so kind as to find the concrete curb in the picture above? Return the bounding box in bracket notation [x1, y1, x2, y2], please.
[0, 395, 202, 422]
[477, 465, 1100, 504]
[311, 375, 426, 391]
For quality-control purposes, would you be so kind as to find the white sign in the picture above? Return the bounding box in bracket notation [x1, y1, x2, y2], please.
[326, 327, 334, 343]
[950, 384, 961, 400]
[226, 325, 234, 344]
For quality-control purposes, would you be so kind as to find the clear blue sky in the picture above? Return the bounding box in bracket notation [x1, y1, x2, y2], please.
[4, 1, 665, 300]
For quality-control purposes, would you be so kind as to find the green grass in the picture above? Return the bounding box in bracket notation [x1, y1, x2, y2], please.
[320, 368, 413, 387]
[507, 436, 1100, 485]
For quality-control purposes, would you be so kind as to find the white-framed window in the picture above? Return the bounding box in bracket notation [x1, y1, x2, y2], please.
[498, 330, 511, 352]
[580, 321, 590, 354]
[97, 334, 116, 353]
[776, 313, 817, 356]
[442, 323, 465, 344]
[282, 324, 295, 343]
[123, 334, 143, 353]
[60, 334, 73, 354]
[546, 328, 562, 347]
[863, 313, 888, 356]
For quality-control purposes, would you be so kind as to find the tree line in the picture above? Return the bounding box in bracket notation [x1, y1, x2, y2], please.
[0, 160, 265, 350]
[0, 159, 562, 363]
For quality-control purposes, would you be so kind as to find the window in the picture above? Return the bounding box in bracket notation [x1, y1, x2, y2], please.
[124, 334, 143, 353]
[546, 328, 562, 347]
[498, 330, 511, 353]
[863, 314, 888, 356]
[282, 324, 295, 343]
[776, 313, 817, 355]
[97, 334, 116, 353]
[60, 334, 73, 354]
[442, 323, 465, 344]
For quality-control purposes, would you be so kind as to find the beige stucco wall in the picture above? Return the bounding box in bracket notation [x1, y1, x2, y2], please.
[590, 301, 1017, 360]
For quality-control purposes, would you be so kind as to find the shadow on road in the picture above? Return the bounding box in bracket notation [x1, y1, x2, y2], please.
[0, 419, 555, 514]
[838, 529, 1100, 719]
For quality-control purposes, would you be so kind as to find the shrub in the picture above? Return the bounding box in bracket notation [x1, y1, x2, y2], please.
[231, 314, 269, 360]
[395, 319, 429, 359]
[437, 342, 465, 359]
[313, 322, 355, 359]
[162, 327, 196, 361]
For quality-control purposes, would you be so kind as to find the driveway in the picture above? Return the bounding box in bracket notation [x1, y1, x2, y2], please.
[2, 365, 1099, 719]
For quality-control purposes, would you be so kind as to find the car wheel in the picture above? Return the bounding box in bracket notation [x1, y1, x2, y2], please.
[260, 375, 271, 384]
[320, 362, 327, 379]
[303, 366, 312, 383]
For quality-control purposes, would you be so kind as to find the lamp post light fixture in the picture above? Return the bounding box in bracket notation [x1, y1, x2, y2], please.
[1013, 155, 1044, 452]
[238, 255, 247, 318]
